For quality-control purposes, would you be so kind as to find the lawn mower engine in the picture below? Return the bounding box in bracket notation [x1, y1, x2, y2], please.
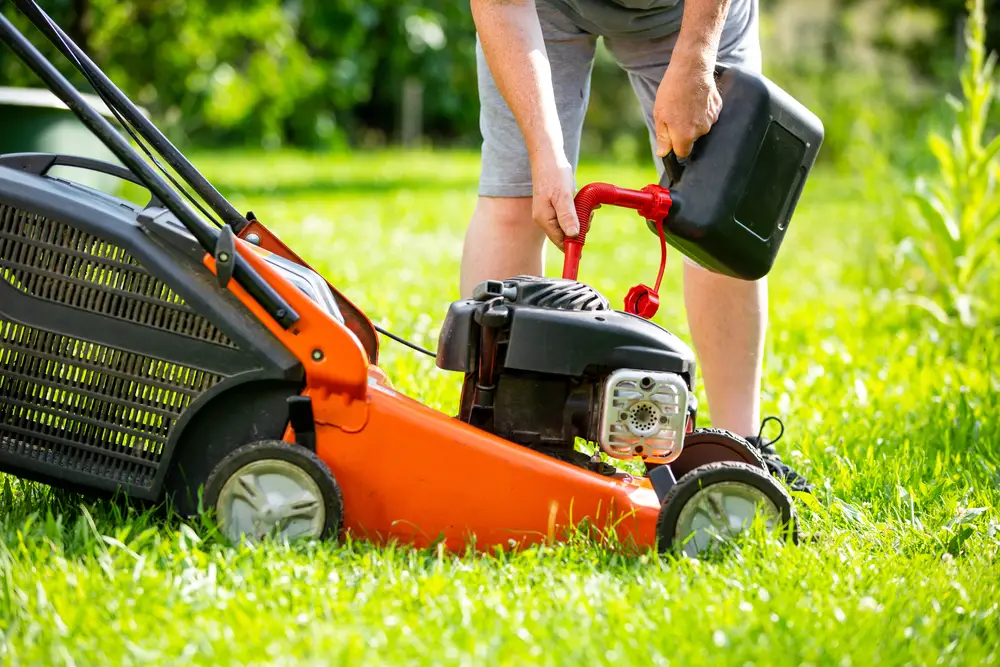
[437, 276, 697, 474]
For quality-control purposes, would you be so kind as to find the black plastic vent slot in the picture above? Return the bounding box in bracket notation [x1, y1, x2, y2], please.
[0, 317, 223, 489]
[0, 203, 236, 348]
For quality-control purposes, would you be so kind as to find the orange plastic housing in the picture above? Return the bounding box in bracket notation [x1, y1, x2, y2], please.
[204, 228, 662, 553]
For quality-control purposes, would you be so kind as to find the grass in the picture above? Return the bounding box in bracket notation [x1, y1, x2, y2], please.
[2, 148, 999, 666]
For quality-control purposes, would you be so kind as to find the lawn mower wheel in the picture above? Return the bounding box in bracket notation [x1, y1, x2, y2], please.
[656, 461, 797, 557]
[667, 428, 767, 478]
[203, 440, 344, 544]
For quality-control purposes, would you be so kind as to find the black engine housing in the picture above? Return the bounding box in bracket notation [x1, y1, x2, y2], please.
[437, 276, 697, 465]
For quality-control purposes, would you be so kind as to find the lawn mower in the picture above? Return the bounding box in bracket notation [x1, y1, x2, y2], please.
[0, 1, 823, 557]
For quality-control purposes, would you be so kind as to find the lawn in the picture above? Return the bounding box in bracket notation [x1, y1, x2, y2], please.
[1, 149, 998, 666]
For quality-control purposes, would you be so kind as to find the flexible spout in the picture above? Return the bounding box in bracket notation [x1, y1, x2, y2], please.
[562, 182, 673, 280]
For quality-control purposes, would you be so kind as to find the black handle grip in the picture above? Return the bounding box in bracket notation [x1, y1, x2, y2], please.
[661, 152, 685, 186]
[658, 64, 732, 188]
[0, 152, 163, 206]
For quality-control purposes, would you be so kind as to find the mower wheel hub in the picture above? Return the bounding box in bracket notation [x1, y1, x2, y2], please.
[216, 459, 326, 542]
[675, 480, 781, 556]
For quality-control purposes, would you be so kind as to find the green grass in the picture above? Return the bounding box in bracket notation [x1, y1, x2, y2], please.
[2, 149, 999, 666]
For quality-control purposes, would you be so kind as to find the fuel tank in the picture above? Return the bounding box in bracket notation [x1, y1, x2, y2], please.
[654, 65, 824, 280]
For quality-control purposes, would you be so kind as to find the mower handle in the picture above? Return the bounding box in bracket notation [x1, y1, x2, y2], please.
[562, 182, 674, 281]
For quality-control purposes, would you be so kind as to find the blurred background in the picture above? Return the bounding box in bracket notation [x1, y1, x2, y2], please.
[0, 0, 995, 171]
[1, 0, 999, 335]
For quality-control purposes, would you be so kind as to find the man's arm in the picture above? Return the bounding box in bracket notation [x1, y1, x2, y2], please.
[653, 0, 731, 159]
[472, 0, 579, 245]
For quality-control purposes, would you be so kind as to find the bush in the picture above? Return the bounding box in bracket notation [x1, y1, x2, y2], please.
[0, 0, 482, 149]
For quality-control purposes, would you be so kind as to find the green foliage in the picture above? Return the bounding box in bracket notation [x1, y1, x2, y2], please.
[1, 150, 999, 664]
[887, 0, 1000, 329]
[758, 0, 949, 172]
[0, 0, 481, 149]
[0, 0, 993, 165]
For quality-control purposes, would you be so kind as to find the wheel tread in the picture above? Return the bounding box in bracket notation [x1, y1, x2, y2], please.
[656, 460, 798, 555]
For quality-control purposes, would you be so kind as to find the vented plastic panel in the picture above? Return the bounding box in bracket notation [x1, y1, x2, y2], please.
[0, 204, 236, 348]
[0, 318, 222, 489]
[507, 275, 610, 311]
[0, 203, 230, 491]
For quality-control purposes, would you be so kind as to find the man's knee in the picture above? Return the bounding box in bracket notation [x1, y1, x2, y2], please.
[471, 196, 540, 237]
[461, 196, 547, 298]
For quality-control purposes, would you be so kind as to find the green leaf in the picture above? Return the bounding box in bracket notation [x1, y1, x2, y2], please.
[928, 133, 957, 190]
[962, 228, 1000, 282]
[973, 132, 1000, 178]
[944, 506, 990, 529]
[945, 92, 965, 114]
[894, 292, 955, 326]
[940, 523, 978, 556]
[905, 189, 960, 248]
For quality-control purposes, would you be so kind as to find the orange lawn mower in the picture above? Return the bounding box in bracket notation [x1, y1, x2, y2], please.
[0, 1, 823, 557]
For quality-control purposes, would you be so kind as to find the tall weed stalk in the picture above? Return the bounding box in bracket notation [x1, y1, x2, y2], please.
[892, 0, 1000, 329]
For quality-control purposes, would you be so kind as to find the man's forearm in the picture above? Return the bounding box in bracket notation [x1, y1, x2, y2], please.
[472, 0, 565, 164]
[672, 0, 731, 69]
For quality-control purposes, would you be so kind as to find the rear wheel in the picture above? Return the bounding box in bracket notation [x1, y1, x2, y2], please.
[202, 440, 343, 544]
[668, 428, 766, 478]
[656, 461, 797, 557]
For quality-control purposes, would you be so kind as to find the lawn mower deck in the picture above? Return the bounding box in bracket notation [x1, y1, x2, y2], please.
[0, 0, 821, 557]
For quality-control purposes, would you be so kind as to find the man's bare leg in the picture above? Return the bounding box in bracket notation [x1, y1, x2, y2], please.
[460, 196, 543, 299]
[683, 260, 767, 437]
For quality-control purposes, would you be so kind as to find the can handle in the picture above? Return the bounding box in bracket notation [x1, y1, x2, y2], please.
[661, 151, 685, 187]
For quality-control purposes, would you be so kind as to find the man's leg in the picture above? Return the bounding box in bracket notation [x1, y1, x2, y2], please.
[681, 3, 768, 438]
[685, 266, 814, 495]
[604, 28, 767, 438]
[682, 261, 766, 436]
[605, 5, 812, 491]
[460, 3, 597, 299]
[460, 198, 539, 299]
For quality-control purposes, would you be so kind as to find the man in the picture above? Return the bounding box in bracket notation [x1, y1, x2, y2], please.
[460, 0, 811, 492]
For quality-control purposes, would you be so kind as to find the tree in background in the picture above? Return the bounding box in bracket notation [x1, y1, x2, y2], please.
[0, 0, 482, 149]
[0, 0, 995, 164]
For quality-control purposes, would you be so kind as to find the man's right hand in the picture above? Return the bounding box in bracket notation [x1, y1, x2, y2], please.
[531, 151, 579, 251]
[472, 0, 579, 252]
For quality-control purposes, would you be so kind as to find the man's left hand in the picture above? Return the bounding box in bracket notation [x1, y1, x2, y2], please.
[653, 55, 722, 160]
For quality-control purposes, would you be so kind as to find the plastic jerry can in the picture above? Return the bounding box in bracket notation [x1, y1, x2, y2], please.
[652, 64, 824, 281]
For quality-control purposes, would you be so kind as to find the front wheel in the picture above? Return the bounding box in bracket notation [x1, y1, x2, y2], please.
[202, 440, 344, 544]
[656, 461, 797, 557]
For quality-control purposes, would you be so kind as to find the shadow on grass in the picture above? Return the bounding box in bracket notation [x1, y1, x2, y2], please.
[0, 473, 816, 572]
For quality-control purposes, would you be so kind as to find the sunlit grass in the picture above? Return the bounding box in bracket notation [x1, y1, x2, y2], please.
[1, 149, 998, 666]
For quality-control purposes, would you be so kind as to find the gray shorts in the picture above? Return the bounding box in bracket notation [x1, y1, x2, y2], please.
[476, 0, 762, 198]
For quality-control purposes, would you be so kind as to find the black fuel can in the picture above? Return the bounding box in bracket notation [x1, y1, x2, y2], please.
[654, 65, 824, 281]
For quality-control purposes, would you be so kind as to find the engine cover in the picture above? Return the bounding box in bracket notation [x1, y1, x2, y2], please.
[437, 276, 696, 379]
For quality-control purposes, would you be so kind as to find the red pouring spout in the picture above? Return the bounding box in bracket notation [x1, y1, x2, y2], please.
[562, 182, 673, 319]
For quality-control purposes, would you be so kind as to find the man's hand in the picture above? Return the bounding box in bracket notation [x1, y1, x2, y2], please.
[652, 0, 730, 160]
[531, 151, 579, 251]
[472, 0, 579, 251]
[653, 56, 722, 160]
